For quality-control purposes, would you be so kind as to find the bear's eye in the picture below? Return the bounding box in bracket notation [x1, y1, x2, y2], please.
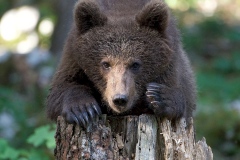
[102, 62, 111, 70]
[130, 62, 141, 71]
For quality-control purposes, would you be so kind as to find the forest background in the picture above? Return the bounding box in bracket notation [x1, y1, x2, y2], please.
[0, 0, 240, 159]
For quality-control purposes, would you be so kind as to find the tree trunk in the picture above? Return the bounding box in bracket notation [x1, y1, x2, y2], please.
[50, 0, 75, 56]
[55, 114, 213, 160]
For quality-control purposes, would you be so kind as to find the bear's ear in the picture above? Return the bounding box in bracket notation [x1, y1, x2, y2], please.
[74, 0, 107, 34]
[136, 0, 169, 35]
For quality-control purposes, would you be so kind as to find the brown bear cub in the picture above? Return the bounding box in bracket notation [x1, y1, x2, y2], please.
[46, 0, 196, 127]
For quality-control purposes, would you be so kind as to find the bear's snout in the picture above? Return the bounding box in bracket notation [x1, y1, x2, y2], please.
[103, 63, 138, 113]
[113, 94, 128, 107]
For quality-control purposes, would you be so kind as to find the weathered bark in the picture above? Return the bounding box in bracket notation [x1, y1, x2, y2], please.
[55, 114, 213, 160]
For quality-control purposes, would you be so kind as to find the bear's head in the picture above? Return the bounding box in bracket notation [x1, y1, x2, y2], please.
[73, 0, 173, 114]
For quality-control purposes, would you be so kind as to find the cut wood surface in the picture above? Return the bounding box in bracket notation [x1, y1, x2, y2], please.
[55, 114, 213, 160]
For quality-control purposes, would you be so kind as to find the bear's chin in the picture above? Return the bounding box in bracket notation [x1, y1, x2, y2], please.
[106, 102, 134, 115]
[109, 105, 131, 114]
[109, 108, 134, 116]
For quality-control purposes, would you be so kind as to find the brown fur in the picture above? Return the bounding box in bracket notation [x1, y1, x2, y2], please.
[46, 0, 196, 125]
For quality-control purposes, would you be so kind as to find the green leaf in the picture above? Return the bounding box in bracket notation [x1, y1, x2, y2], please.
[27, 149, 50, 160]
[45, 130, 56, 149]
[0, 139, 20, 159]
[27, 125, 56, 149]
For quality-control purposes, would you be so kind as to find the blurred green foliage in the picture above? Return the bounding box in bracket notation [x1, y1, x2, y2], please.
[0, 0, 57, 51]
[27, 125, 55, 149]
[197, 71, 240, 105]
[0, 1, 11, 16]
[176, 1, 240, 159]
[0, 0, 240, 159]
[0, 125, 55, 160]
[196, 109, 240, 159]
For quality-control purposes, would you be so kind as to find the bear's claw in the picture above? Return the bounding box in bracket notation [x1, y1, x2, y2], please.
[63, 102, 102, 128]
[92, 103, 102, 115]
[146, 82, 185, 119]
[146, 82, 162, 103]
[72, 113, 81, 126]
[146, 82, 171, 116]
[86, 104, 95, 120]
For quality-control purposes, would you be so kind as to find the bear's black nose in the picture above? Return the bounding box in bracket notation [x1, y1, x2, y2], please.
[113, 94, 128, 106]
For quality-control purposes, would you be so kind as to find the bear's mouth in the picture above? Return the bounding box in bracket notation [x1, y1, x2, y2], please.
[105, 97, 135, 114]
[109, 102, 131, 113]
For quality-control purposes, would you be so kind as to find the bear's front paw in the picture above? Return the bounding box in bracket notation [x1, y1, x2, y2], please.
[146, 82, 185, 119]
[62, 98, 101, 128]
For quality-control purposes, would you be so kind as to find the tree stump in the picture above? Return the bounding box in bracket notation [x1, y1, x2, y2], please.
[54, 114, 213, 160]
